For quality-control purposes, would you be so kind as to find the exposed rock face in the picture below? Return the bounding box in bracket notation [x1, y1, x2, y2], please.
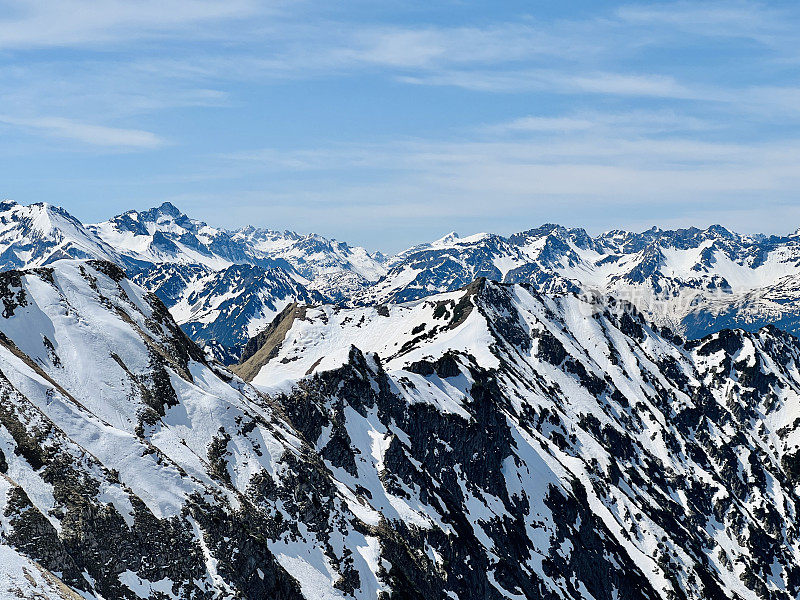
[232, 303, 308, 382]
[0, 261, 379, 599]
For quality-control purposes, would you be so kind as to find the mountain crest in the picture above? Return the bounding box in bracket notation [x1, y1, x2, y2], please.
[435, 230, 460, 244]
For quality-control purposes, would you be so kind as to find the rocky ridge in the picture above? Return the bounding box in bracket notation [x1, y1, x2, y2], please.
[240, 278, 800, 599]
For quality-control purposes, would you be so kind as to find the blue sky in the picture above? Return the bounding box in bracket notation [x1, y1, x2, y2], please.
[1, 1, 800, 251]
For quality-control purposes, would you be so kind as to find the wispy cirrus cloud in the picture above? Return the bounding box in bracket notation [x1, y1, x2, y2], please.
[323, 23, 596, 69]
[0, 115, 166, 148]
[220, 113, 800, 205]
[397, 69, 702, 98]
[482, 110, 716, 134]
[616, 1, 784, 37]
[0, 0, 260, 49]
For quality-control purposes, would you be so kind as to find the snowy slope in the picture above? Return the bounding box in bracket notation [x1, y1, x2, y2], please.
[682, 272, 800, 338]
[2, 259, 799, 598]
[240, 279, 800, 600]
[0, 260, 399, 599]
[0, 200, 121, 270]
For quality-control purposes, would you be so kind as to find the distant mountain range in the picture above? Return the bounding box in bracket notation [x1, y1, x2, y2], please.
[362, 224, 800, 341]
[3, 199, 800, 361]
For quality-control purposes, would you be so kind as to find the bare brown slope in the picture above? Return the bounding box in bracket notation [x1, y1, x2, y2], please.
[231, 303, 307, 381]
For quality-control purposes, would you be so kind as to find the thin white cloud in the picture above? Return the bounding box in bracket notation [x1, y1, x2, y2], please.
[330, 23, 592, 69]
[222, 130, 800, 199]
[484, 110, 715, 135]
[0, 115, 166, 148]
[117, 20, 597, 81]
[614, 2, 800, 62]
[396, 69, 706, 99]
[484, 117, 597, 133]
[564, 72, 696, 98]
[0, 0, 259, 48]
[616, 1, 782, 37]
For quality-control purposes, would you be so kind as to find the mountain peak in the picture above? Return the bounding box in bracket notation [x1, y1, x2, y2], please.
[435, 231, 460, 245]
[151, 201, 184, 219]
[159, 200, 180, 213]
[537, 223, 566, 235]
[705, 223, 734, 238]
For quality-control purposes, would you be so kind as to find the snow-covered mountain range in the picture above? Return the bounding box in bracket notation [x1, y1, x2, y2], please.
[362, 224, 800, 341]
[4, 199, 800, 361]
[1, 261, 798, 599]
[1, 198, 800, 598]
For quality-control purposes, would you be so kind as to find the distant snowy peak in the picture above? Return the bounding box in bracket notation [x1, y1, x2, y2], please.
[88, 201, 251, 270]
[232, 225, 387, 284]
[362, 229, 577, 305]
[94, 202, 389, 351]
[391, 230, 492, 261]
[436, 230, 460, 244]
[91, 202, 387, 295]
